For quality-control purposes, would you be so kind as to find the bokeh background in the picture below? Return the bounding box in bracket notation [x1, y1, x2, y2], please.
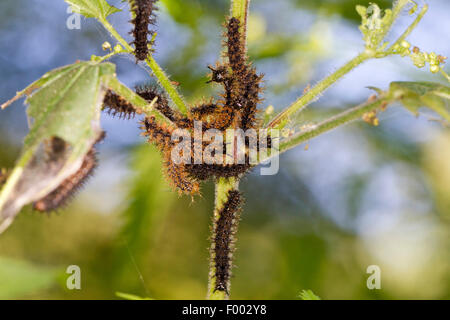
[0, 0, 449, 299]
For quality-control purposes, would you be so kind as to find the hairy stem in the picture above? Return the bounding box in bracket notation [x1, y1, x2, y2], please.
[267, 1, 426, 130]
[278, 95, 393, 154]
[145, 56, 187, 114]
[98, 18, 188, 114]
[377, 0, 412, 44]
[207, 177, 240, 300]
[105, 77, 172, 124]
[231, 0, 250, 45]
[267, 52, 372, 129]
[384, 4, 428, 54]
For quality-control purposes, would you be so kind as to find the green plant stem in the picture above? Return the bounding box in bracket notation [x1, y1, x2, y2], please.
[207, 177, 239, 300]
[378, 0, 412, 44]
[98, 18, 188, 114]
[99, 18, 133, 51]
[267, 1, 428, 130]
[267, 52, 372, 129]
[384, 4, 428, 54]
[277, 96, 393, 154]
[231, 0, 250, 45]
[146, 56, 187, 114]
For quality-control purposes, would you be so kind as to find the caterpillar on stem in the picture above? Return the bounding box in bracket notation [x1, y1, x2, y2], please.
[127, 0, 159, 62]
[33, 133, 106, 212]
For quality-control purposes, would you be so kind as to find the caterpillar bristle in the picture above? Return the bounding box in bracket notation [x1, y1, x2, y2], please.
[134, 16, 265, 197]
[103, 89, 138, 119]
[185, 163, 251, 181]
[141, 115, 174, 151]
[141, 116, 200, 195]
[226, 17, 246, 76]
[136, 85, 194, 129]
[135, 84, 168, 106]
[223, 17, 264, 130]
[163, 155, 200, 196]
[211, 190, 242, 294]
[207, 64, 228, 84]
[190, 103, 218, 118]
[128, 0, 159, 62]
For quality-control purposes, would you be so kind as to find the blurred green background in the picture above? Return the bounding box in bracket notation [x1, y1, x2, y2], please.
[0, 0, 449, 299]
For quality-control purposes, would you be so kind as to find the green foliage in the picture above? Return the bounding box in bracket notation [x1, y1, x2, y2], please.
[0, 61, 115, 231]
[0, 256, 59, 299]
[299, 289, 321, 300]
[0, 0, 448, 300]
[65, 0, 121, 19]
[389, 82, 450, 121]
[23, 62, 114, 151]
[161, 0, 207, 27]
[294, 0, 392, 23]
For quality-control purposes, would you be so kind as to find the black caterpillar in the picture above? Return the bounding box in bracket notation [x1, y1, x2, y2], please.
[33, 133, 105, 212]
[211, 190, 242, 294]
[128, 0, 159, 62]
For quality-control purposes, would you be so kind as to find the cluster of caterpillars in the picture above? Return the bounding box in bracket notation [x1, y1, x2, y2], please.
[103, 14, 264, 297]
[104, 16, 266, 196]
[14, 5, 264, 224]
[0, 2, 255, 298]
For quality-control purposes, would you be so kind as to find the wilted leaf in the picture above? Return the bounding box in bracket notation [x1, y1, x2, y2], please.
[65, 0, 121, 19]
[389, 81, 450, 122]
[0, 61, 115, 233]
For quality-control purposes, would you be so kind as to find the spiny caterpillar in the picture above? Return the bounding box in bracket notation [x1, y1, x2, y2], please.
[133, 17, 265, 195]
[136, 85, 192, 129]
[33, 133, 105, 212]
[127, 0, 159, 62]
[223, 17, 264, 131]
[103, 89, 140, 119]
[102, 16, 265, 196]
[140, 116, 200, 194]
[211, 190, 242, 294]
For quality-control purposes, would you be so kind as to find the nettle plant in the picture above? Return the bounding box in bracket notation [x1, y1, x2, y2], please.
[0, 0, 449, 299]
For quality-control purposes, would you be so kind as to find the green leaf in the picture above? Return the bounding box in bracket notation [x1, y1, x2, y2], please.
[299, 289, 321, 300]
[389, 81, 450, 122]
[0, 61, 115, 233]
[0, 256, 59, 299]
[116, 292, 153, 300]
[65, 0, 121, 19]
